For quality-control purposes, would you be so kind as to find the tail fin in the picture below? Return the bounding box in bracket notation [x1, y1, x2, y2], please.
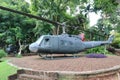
[108, 35, 114, 43]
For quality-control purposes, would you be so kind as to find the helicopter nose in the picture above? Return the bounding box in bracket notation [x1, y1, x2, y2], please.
[29, 43, 39, 53]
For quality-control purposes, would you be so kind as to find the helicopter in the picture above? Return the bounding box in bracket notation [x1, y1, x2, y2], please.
[29, 28, 114, 58]
[0, 6, 114, 59]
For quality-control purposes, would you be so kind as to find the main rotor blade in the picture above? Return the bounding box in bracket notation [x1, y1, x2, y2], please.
[0, 6, 62, 26]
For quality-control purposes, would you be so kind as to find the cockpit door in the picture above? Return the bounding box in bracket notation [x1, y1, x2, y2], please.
[50, 37, 59, 52]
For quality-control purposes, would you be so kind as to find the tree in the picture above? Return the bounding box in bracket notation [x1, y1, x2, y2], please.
[30, 0, 89, 35]
[93, 0, 118, 14]
[0, 0, 36, 55]
[85, 0, 119, 40]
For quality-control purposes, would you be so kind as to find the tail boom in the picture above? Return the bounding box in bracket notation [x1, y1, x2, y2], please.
[83, 35, 114, 49]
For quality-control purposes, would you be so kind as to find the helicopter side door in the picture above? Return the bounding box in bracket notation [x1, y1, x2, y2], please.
[50, 36, 59, 53]
[58, 37, 75, 53]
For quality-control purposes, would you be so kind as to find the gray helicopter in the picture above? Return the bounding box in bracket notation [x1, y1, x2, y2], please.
[0, 6, 114, 59]
[29, 24, 114, 58]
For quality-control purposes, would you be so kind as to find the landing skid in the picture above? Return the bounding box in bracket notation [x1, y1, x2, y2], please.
[38, 53, 52, 59]
[38, 53, 80, 60]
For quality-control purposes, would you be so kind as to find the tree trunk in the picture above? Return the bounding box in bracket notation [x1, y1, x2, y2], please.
[18, 39, 22, 55]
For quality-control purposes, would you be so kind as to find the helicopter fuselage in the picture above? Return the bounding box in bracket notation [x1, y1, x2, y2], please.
[29, 34, 113, 54]
[29, 34, 84, 54]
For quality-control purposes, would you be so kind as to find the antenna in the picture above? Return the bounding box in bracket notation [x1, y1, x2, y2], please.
[62, 22, 66, 34]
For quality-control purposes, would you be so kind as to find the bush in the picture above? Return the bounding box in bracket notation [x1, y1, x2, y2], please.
[111, 32, 120, 48]
[85, 46, 110, 55]
[0, 49, 7, 58]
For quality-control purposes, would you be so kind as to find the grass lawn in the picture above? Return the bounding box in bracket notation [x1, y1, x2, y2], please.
[0, 59, 18, 80]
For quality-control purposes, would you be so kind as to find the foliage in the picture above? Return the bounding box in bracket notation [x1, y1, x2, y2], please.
[0, 0, 35, 50]
[85, 46, 110, 55]
[0, 61, 18, 80]
[30, 0, 89, 35]
[89, 0, 119, 40]
[111, 32, 120, 48]
[87, 18, 113, 40]
[86, 0, 119, 40]
[0, 49, 7, 58]
[67, 14, 88, 34]
[93, 0, 118, 14]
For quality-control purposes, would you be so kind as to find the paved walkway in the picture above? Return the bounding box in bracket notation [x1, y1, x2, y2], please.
[9, 55, 120, 72]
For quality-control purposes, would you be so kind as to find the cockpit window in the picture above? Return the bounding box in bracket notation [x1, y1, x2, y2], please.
[44, 38, 50, 45]
[45, 38, 49, 42]
[35, 36, 44, 45]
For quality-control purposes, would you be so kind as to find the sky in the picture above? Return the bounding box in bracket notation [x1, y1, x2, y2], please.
[25, 0, 31, 4]
[89, 12, 101, 26]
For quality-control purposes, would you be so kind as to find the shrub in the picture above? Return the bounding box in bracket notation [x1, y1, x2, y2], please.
[0, 49, 7, 58]
[85, 46, 110, 55]
[111, 32, 120, 48]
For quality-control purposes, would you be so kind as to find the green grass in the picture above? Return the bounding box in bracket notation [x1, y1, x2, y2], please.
[0, 60, 18, 80]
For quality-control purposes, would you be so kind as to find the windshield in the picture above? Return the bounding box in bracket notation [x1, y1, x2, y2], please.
[35, 36, 44, 45]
